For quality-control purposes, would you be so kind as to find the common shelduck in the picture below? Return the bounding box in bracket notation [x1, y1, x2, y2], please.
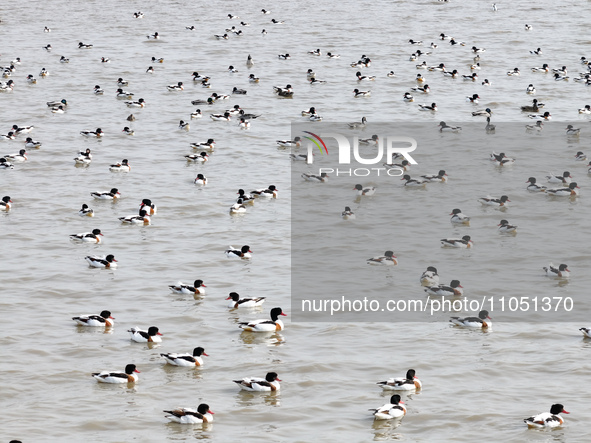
[238, 307, 286, 332]
[234, 372, 281, 391]
[164, 404, 214, 424]
[0, 196, 12, 211]
[367, 251, 397, 265]
[543, 263, 570, 278]
[377, 369, 422, 391]
[498, 219, 517, 233]
[109, 159, 130, 172]
[342, 206, 355, 220]
[371, 394, 406, 420]
[450, 310, 491, 329]
[441, 235, 473, 248]
[524, 404, 569, 428]
[450, 208, 469, 224]
[425, 280, 463, 296]
[225, 245, 252, 259]
[85, 254, 117, 268]
[72, 310, 114, 327]
[226, 292, 266, 308]
[354, 184, 376, 196]
[70, 228, 103, 243]
[420, 267, 439, 286]
[93, 364, 139, 383]
[119, 210, 150, 225]
[169, 279, 206, 295]
[161, 347, 208, 367]
[128, 326, 162, 343]
[78, 204, 94, 217]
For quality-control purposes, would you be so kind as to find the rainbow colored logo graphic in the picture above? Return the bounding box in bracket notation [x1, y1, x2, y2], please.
[303, 131, 328, 154]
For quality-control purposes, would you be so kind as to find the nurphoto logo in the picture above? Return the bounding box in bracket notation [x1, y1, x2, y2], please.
[302, 131, 418, 176]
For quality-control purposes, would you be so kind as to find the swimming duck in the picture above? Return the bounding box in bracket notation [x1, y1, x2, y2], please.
[543, 263, 570, 278]
[531, 63, 549, 73]
[530, 47, 542, 55]
[525, 121, 544, 131]
[438, 121, 461, 132]
[416, 73, 426, 82]
[277, 136, 302, 148]
[466, 94, 480, 103]
[161, 347, 208, 367]
[348, 116, 367, 129]
[470, 63, 481, 70]
[553, 66, 568, 75]
[308, 48, 322, 56]
[210, 112, 231, 121]
[179, 120, 190, 131]
[93, 85, 104, 95]
[93, 364, 139, 384]
[1, 131, 15, 140]
[167, 81, 184, 91]
[327, 52, 340, 58]
[302, 172, 329, 182]
[566, 125, 580, 136]
[472, 108, 492, 117]
[359, 134, 379, 145]
[85, 254, 117, 268]
[191, 139, 215, 152]
[498, 219, 517, 233]
[248, 73, 260, 83]
[309, 77, 327, 85]
[186, 25, 196, 31]
[478, 195, 510, 206]
[403, 92, 414, 102]
[418, 103, 437, 111]
[546, 171, 572, 184]
[146, 66, 154, 73]
[230, 199, 247, 214]
[273, 84, 293, 97]
[122, 127, 134, 136]
[78, 42, 93, 49]
[371, 395, 406, 420]
[101, 57, 110, 63]
[441, 235, 473, 248]
[119, 210, 150, 225]
[227, 292, 266, 308]
[425, 280, 463, 296]
[521, 99, 541, 112]
[146, 32, 160, 39]
[507, 67, 520, 76]
[78, 203, 94, 216]
[151, 57, 164, 63]
[91, 188, 120, 200]
[356, 71, 376, 81]
[12, 125, 34, 135]
[450, 208, 469, 224]
[525, 177, 546, 192]
[234, 372, 281, 391]
[463, 73, 478, 81]
[134, 12, 144, 18]
[472, 46, 486, 53]
[411, 84, 430, 93]
[4, 149, 27, 162]
[70, 228, 103, 243]
[554, 73, 569, 81]
[109, 159, 130, 172]
[388, 71, 398, 78]
[401, 174, 427, 186]
[420, 267, 439, 286]
[139, 199, 157, 216]
[526, 84, 536, 94]
[271, 19, 285, 24]
[546, 182, 579, 196]
[578, 105, 591, 114]
[211, 92, 229, 101]
[51, 105, 66, 114]
[24, 137, 41, 148]
[450, 310, 491, 328]
[191, 109, 203, 119]
[225, 245, 252, 259]
[239, 118, 251, 129]
[72, 310, 114, 327]
[367, 251, 397, 266]
[26, 74, 37, 84]
[443, 69, 458, 78]
[354, 184, 376, 196]
[525, 24, 532, 30]
[169, 279, 206, 295]
[377, 369, 422, 391]
[238, 307, 286, 332]
[575, 151, 587, 161]
[0, 158, 14, 169]
[524, 404, 569, 429]
[251, 185, 278, 198]
[59, 56, 69, 63]
[439, 33, 453, 40]
[185, 152, 209, 162]
[353, 89, 371, 97]
[277, 53, 290, 59]
[490, 152, 515, 165]
[0, 196, 12, 211]
[43, 45, 52, 52]
[580, 328, 591, 338]
[128, 326, 162, 343]
[74, 148, 92, 165]
[449, 39, 465, 46]
[342, 206, 355, 220]
[125, 98, 146, 108]
[47, 99, 67, 108]
[238, 110, 261, 120]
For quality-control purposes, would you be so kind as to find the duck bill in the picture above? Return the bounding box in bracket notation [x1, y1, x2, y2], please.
[209, 410, 215, 414]
[135, 369, 141, 373]
[280, 313, 287, 316]
[203, 352, 209, 357]
[157, 332, 163, 336]
[562, 410, 570, 414]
